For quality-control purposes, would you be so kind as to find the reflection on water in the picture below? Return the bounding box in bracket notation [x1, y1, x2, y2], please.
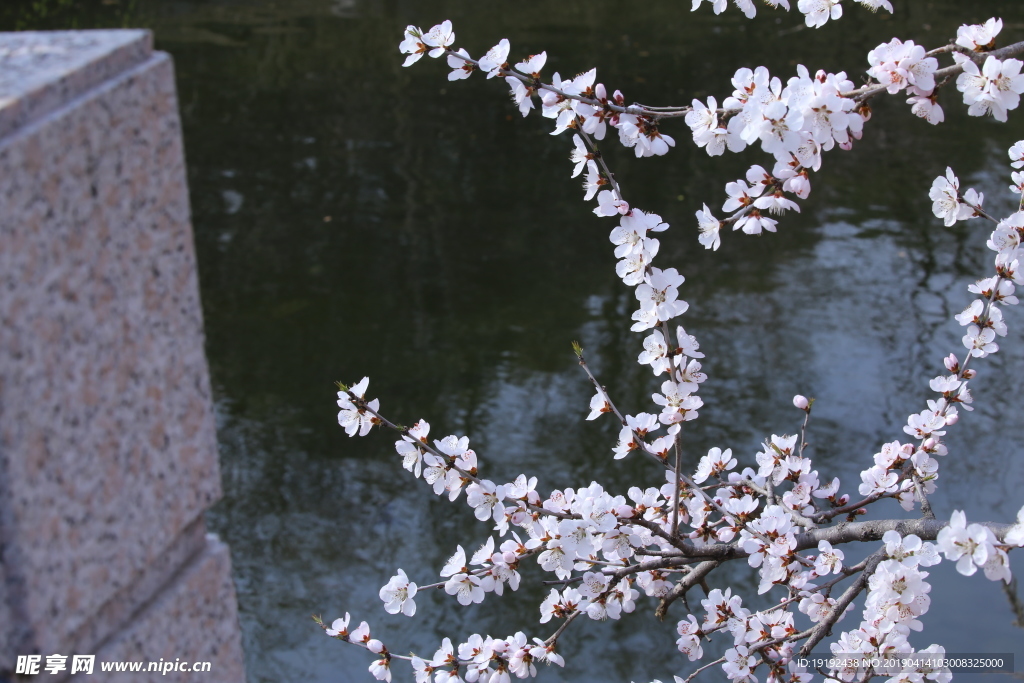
[5, 1, 1024, 681]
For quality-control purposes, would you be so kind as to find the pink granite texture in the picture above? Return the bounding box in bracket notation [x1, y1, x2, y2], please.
[0, 30, 245, 681]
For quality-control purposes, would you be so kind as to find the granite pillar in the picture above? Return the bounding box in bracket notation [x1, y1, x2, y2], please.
[0, 30, 245, 682]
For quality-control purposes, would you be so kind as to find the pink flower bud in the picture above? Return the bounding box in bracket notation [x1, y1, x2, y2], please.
[615, 504, 635, 518]
[838, 494, 850, 506]
[367, 639, 385, 654]
[963, 368, 977, 379]
[793, 394, 809, 410]
[945, 413, 959, 425]
[923, 437, 937, 450]
[502, 551, 517, 564]
[944, 353, 959, 373]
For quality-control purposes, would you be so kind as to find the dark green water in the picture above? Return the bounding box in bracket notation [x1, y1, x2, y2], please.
[5, 1, 1024, 681]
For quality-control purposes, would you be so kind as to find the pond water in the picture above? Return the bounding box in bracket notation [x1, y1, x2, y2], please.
[5, 1, 1024, 682]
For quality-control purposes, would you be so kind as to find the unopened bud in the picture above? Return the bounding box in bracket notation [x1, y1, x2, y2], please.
[945, 413, 959, 426]
[502, 551, 517, 564]
[944, 353, 959, 373]
[855, 508, 867, 516]
[616, 504, 635, 518]
[793, 394, 809, 411]
[367, 639, 385, 654]
[837, 494, 850, 506]
[923, 437, 938, 450]
[962, 368, 977, 379]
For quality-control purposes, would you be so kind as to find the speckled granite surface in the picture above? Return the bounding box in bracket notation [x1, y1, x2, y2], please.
[0, 30, 152, 141]
[73, 535, 246, 683]
[0, 30, 244, 681]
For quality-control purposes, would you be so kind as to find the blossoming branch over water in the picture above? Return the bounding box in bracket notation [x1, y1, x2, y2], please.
[318, 7, 1024, 683]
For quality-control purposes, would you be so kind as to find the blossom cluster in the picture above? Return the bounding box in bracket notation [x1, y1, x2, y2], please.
[319, 612, 559, 683]
[400, 17, 1024, 255]
[317, 17, 1024, 683]
[690, 0, 892, 28]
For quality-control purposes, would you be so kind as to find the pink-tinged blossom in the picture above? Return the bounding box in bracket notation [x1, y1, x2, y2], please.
[856, 0, 892, 11]
[858, 465, 898, 497]
[446, 49, 474, 81]
[505, 76, 536, 117]
[638, 330, 672, 375]
[1005, 506, 1024, 546]
[697, 204, 723, 250]
[929, 168, 973, 226]
[701, 587, 750, 631]
[1011, 170, 1024, 196]
[936, 510, 998, 576]
[691, 0, 728, 15]
[798, 0, 842, 29]
[723, 645, 757, 682]
[677, 357, 707, 385]
[466, 480, 507, 523]
[754, 190, 800, 216]
[963, 324, 999, 357]
[735, 210, 778, 235]
[617, 250, 653, 288]
[582, 160, 605, 201]
[324, 613, 350, 638]
[694, 447, 737, 483]
[610, 210, 667, 258]
[1010, 140, 1024, 169]
[421, 20, 454, 58]
[685, 96, 718, 137]
[610, 423, 643, 462]
[594, 189, 629, 217]
[636, 267, 689, 321]
[477, 38, 510, 78]
[379, 569, 418, 616]
[966, 276, 1015, 305]
[982, 547, 1012, 583]
[987, 213, 1023, 255]
[675, 326, 705, 359]
[653, 380, 703, 424]
[799, 592, 842, 624]
[676, 614, 704, 660]
[444, 572, 488, 605]
[956, 54, 1024, 122]
[907, 86, 944, 125]
[516, 51, 547, 77]
[983, 56, 1024, 117]
[395, 420, 430, 477]
[883, 531, 941, 568]
[569, 134, 592, 178]
[867, 39, 937, 94]
[399, 26, 428, 67]
[337, 377, 380, 437]
[539, 586, 586, 623]
[349, 620, 372, 644]
[779, 166, 812, 198]
[957, 17, 1003, 51]
[586, 389, 613, 420]
[441, 545, 468, 578]
[814, 540, 844, 575]
[368, 657, 391, 682]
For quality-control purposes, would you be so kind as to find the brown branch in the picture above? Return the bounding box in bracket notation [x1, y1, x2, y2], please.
[655, 560, 719, 620]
